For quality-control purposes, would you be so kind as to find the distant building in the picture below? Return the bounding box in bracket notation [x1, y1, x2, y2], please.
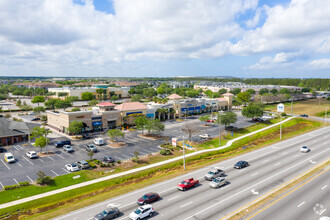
[13, 82, 60, 89]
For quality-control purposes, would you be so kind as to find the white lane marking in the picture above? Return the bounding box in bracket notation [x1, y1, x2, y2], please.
[51, 170, 59, 176]
[13, 178, 19, 185]
[0, 181, 3, 188]
[17, 145, 23, 149]
[293, 154, 299, 158]
[183, 148, 329, 220]
[1, 159, 10, 170]
[48, 156, 55, 161]
[62, 168, 70, 173]
[251, 172, 258, 177]
[297, 201, 305, 208]
[23, 157, 34, 165]
[16, 162, 22, 167]
[168, 195, 180, 201]
[56, 154, 65, 159]
[181, 201, 193, 208]
[321, 185, 327, 190]
[39, 158, 45, 163]
[143, 149, 155, 153]
[275, 162, 281, 166]
[12, 145, 18, 150]
[121, 154, 131, 159]
[27, 176, 33, 182]
[320, 209, 327, 215]
[262, 159, 269, 163]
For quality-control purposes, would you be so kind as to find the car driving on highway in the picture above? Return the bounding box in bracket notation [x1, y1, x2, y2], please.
[26, 151, 38, 159]
[234, 161, 249, 169]
[177, 178, 199, 191]
[300, 146, 310, 153]
[209, 177, 228, 188]
[129, 204, 154, 220]
[137, 192, 160, 205]
[204, 167, 225, 180]
[93, 207, 120, 220]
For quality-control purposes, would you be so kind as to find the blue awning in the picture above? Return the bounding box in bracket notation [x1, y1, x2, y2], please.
[181, 108, 188, 112]
[188, 107, 194, 111]
[92, 121, 102, 126]
[201, 105, 206, 109]
[146, 113, 154, 118]
[195, 106, 201, 110]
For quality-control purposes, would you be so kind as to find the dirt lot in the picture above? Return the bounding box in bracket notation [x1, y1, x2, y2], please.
[265, 98, 330, 116]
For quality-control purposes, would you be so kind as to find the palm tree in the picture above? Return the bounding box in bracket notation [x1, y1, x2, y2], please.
[157, 108, 168, 121]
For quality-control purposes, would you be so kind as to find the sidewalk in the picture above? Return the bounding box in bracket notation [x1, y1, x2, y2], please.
[0, 117, 296, 210]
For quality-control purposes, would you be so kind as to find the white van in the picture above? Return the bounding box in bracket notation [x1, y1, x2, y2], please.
[94, 138, 104, 146]
[4, 153, 15, 163]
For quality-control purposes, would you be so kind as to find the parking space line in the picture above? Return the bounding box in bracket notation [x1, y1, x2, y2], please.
[16, 162, 23, 167]
[56, 154, 65, 159]
[48, 156, 55, 161]
[12, 145, 18, 150]
[27, 176, 33, 182]
[121, 154, 131, 159]
[0, 181, 3, 188]
[13, 178, 19, 185]
[23, 157, 34, 165]
[17, 145, 23, 150]
[1, 159, 10, 170]
[142, 149, 154, 153]
[62, 168, 70, 173]
[51, 170, 59, 176]
[39, 158, 45, 163]
[297, 201, 305, 208]
[114, 156, 122, 161]
[65, 153, 74, 158]
[321, 185, 327, 190]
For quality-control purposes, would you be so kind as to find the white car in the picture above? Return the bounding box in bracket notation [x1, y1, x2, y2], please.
[65, 163, 79, 172]
[300, 146, 310, 153]
[209, 177, 228, 188]
[94, 138, 104, 146]
[63, 145, 74, 153]
[26, 151, 38, 159]
[199, 134, 210, 139]
[129, 204, 154, 220]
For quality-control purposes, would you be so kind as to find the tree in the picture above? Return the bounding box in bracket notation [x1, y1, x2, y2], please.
[54, 100, 72, 110]
[16, 99, 22, 107]
[87, 151, 94, 160]
[67, 121, 84, 135]
[157, 87, 166, 95]
[107, 129, 125, 142]
[218, 111, 237, 128]
[145, 119, 165, 134]
[237, 92, 251, 106]
[66, 96, 79, 103]
[270, 89, 278, 95]
[156, 108, 168, 120]
[31, 127, 52, 139]
[81, 92, 94, 101]
[301, 88, 310, 92]
[45, 99, 57, 110]
[279, 88, 290, 94]
[96, 88, 105, 100]
[57, 92, 68, 98]
[134, 116, 148, 134]
[259, 88, 269, 95]
[246, 89, 256, 95]
[143, 88, 157, 100]
[110, 95, 119, 101]
[88, 100, 99, 107]
[242, 104, 264, 119]
[33, 106, 46, 114]
[205, 89, 213, 97]
[231, 88, 241, 95]
[31, 96, 45, 107]
[131, 94, 143, 102]
[199, 115, 210, 125]
[186, 89, 199, 98]
[218, 88, 227, 95]
[71, 107, 81, 112]
[181, 123, 199, 143]
[34, 136, 48, 153]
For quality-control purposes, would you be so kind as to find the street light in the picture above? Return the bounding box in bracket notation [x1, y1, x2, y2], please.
[181, 135, 186, 170]
[325, 107, 328, 124]
[218, 110, 224, 147]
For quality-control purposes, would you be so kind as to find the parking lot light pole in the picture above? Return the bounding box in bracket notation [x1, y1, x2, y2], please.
[218, 110, 224, 147]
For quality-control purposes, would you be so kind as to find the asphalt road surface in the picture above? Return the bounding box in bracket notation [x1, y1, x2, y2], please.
[250, 166, 329, 220]
[56, 126, 330, 220]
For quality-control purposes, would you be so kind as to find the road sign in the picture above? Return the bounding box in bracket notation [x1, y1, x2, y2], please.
[277, 103, 284, 112]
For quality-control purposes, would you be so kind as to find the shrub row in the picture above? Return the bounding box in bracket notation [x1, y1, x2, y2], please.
[4, 182, 30, 190]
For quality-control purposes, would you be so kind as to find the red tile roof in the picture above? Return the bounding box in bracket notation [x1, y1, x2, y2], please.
[167, 93, 183, 99]
[115, 102, 147, 111]
[97, 102, 115, 106]
[223, 93, 234, 96]
[215, 98, 227, 101]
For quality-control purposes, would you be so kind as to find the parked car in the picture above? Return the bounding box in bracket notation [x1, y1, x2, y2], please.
[94, 138, 104, 146]
[31, 117, 40, 121]
[4, 153, 15, 163]
[82, 133, 91, 139]
[26, 151, 38, 159]
[225, 126, 239, 131]
[300, 146, 310, 153]
[55, 140, 71, 148]
[137, 192, 160, 205]
[29, 112, 36, 116]
[177, 178, 199, 191]
[93, 207, 120, 220]
[63, 145, 74, 153]
[234, 161, 249, 169]
[252, 118, 264, 122]
[85, 144, 97, 152]
[103, 156, 116, 163]
[204, 168, 225, 180]
[65, 163, 79, 172]
[209, 177, 228, 188]
[199, 134, 210, 139]
[77, 160, 90, 169]
[206, 119, 214, 123]
[129, 204, 154, 220]
[300, 114, 309, 117]
[0, 147, 5, 153]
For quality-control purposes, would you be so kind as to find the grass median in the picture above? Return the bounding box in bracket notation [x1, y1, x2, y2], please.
[0, 118, 324, 219]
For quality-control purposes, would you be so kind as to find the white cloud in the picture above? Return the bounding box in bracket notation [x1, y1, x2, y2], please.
[248, 52, 305, 69]
[309, 58, 330, 69]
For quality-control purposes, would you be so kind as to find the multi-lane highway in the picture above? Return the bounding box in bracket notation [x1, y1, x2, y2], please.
[56, 126, 330, 220]
[250, 166, 329, 220]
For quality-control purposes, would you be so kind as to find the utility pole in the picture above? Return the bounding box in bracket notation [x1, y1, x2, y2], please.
[325, 107, 328, 124]
[182, 135, 186, 171]
[291, 99, 293, 115]
[280, 115, 282, 140]
[218, 110, 223, 146]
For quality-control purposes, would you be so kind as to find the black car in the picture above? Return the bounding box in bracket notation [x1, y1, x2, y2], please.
[31, 117, 40, 121]
[234, 161, 249, 169]
[0, 147, 5, 153]
[93, 207, 120, 220]
[55, 140, 71, 148]
[103, 156, 116, 163]
[82, 133, 91, 139]
[225, 126, 239, 131]
[85, 144, 97, 152]
[300, 114, 308, 117]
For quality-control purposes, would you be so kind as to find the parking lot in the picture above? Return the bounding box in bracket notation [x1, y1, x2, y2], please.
[0, 112, 255, 189]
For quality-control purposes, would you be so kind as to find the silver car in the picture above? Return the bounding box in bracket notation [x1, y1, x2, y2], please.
[204, 168, 225, 180]
[209, 177, 228, 188]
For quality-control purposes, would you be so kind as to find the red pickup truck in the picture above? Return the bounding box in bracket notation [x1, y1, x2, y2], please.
[177, 178, 199, 191]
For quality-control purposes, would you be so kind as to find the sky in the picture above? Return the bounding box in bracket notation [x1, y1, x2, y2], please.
[0, 0, 329, 78]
